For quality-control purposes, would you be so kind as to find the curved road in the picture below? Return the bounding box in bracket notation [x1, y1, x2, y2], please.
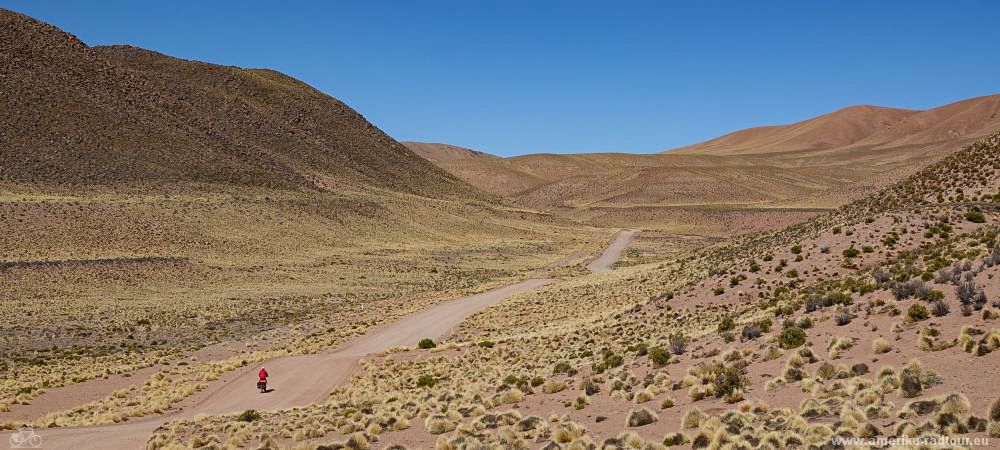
[29, 231, 635, 449]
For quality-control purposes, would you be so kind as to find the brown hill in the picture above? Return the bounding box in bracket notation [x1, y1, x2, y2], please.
[0, 8, 479, 200]
[672, 95, 1000, 155]
[419, 96, 999, 236]
[402, 142, 498, 162]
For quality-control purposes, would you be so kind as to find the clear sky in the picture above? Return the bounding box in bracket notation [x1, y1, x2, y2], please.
[5, 1, 999, 156]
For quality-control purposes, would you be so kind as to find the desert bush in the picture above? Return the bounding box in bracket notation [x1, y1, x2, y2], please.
[907, 304, 930, 322]
[424, 414, 457, 434]
[989, 398, 1000, 437]
[931, 300, 950, 317]
[668, 334, 688, 354]
[416, 374, 436, 388]
[681, 408, 706, 429]
[741, 325, 762, 340]
[834, 310, 853, 326]
[843, 246, 860, 258]
[957, 280, 987, 310]
[779, 327, 807, 349]
[542, 381, 567, 394]
[965, 210, 986, 223]
[625, 408, 658, 427]
[237, 409, 261, 422]
[900, 369, 923, 398]
[649, 347, 671, 367]
[662, 432, 688, 446]
[893, 279, 925, 300]
[872, 267, 891, 284]
[814, 362, 837, 381]
[872, 338, 891, 354]
[934, 267, 955, 284]
[417, 338, 436, 349]
[711, 365, 749, 402]
[828, 336, 854, 359]
[988, 248, 1000, 267]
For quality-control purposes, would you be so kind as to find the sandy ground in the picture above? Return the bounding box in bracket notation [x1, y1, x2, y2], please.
[15, 233, 636, 449]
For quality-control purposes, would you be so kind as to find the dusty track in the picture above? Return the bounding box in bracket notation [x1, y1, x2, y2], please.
[586, 229, 637, 272]
[27, 233, 635, 449]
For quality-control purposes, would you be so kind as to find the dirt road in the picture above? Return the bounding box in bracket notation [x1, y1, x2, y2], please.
[26, 232, 635, 449]
[586, 229, 637, 272]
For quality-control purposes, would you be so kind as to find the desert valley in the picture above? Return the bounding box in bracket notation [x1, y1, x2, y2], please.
[1, 6, 999, 450]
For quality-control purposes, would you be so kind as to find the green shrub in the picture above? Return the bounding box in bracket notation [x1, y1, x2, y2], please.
[417, 338, 436, 349]
[416, 374, 436, 388]
[712, 365, 749, 400]
[717, 316, 735, 333]
[907, 304, 930, 322]
[478, 340, 495, 348]
[238, 409, 261, 422]
[553, 361, 573, 374]
[791, 244, 802, 254]
[604, 353, 624, 369]
[965, 211, 986, 223]
[531, 376, 545, 387]
[778, 327, 807, 349]
[843, 247, 860, 258]
[649, 346, 671, 367]
[712, 287, 725, 296]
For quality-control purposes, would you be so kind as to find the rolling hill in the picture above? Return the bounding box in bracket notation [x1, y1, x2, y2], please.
[409, 95, 1000, 236]
[671, 94, 1000, 156]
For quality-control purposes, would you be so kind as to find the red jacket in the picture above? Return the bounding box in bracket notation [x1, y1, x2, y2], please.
[258, 368, 268, 380]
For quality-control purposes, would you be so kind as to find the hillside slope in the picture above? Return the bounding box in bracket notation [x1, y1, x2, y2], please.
[402, 142, 498, 163]
[0, 8, 479, 200]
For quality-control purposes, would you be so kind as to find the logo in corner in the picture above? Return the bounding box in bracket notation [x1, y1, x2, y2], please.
[9, 427, 42, 448]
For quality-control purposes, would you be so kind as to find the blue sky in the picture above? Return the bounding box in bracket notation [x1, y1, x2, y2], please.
[5, 1, 999, 156]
